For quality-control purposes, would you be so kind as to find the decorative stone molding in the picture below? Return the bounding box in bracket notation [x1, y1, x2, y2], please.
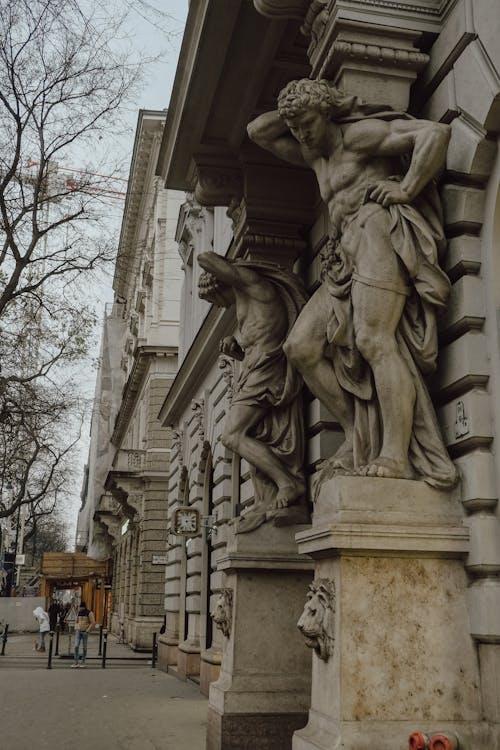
[297, 578, 336, 661]
[320, 40, 429, 76]
[212, 589, 233, 638]
[253, 0, 453, 28]
[191, 398, 205, 442]
[198, 439, 212, 478]
[239, 232, 307, 256]
[127, 450, 144, 470]
[171, 427, 184, 467]
[218, 355, 236, 401]
[178, 465, 188, 504]
[226, 197, 244, 232]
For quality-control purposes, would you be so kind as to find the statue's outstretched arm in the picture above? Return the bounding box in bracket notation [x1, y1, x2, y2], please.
[198, 251, 259, 290]
[247, 110, 306, 167]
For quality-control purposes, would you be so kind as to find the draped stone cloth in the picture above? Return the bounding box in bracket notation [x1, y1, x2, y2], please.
[231, 262, 308, 508]
[321, 182, 458, 489]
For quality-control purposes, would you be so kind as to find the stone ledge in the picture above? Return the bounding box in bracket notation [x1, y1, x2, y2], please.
[296, 522, 469, 558]
[217, 551, 314, 572]
[297, 476, 468, 557]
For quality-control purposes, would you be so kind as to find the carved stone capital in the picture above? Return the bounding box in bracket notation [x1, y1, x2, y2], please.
[194, 164, 243, 208]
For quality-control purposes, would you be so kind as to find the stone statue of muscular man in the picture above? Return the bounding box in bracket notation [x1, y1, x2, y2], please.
[248, 79, 457, 489]
[198, 251, 309, 532]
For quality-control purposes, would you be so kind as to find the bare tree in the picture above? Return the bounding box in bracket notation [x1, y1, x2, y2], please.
[0, 0, 148, 520]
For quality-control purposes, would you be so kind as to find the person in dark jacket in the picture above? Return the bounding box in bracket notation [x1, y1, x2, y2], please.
[48, 598, 60, 631]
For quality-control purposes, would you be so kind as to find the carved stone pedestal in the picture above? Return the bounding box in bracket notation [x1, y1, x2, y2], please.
[293, 476, 493, 750]
[207, 523, 314, 750]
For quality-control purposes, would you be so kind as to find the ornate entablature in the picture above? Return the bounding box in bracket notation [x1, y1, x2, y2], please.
[252, 0, 454, 109]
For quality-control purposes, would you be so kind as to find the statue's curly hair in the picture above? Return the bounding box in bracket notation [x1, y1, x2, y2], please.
[278, 78, 346, 120]
[198, 271, 234, 308]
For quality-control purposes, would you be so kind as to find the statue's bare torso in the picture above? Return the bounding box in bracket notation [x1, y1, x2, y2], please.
[234, 286, 287, 361]
[306, 131, 399, 234]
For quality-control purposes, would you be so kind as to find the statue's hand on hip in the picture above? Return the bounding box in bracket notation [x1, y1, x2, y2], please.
[367, 180, 411, 207]
[220, 336, 244, 361]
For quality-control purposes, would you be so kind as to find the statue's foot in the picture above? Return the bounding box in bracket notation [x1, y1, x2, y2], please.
[327, 439, 354, 472]
[357, 456, 413, 480]
[313, 441, 354, 501]
[272, 479, 306, 510]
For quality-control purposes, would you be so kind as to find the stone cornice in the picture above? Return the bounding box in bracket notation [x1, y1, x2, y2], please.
[112, 345, 177, 446]
[253, 0, 458, 35]
[113, 110, 166, 300]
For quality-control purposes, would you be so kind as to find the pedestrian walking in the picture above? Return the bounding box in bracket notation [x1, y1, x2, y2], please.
[72, 600, 95, 668]
[33, 606, 50, 652]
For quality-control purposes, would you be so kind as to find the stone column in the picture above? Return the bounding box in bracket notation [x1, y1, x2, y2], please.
[207, 524, 313, 750]
[292, 477, 491, 750]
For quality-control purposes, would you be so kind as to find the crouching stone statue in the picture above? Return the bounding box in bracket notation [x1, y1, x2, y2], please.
[198, 252, 309, 533]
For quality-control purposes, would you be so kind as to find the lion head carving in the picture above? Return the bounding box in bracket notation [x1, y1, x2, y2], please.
[212, 588, 233, 638]
[297, 578, 336, 661]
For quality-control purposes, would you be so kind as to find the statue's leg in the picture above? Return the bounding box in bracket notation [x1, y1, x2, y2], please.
[284, 285, 354, 467]
[350, 209, 415, 478]
[222, 402, 304, 507]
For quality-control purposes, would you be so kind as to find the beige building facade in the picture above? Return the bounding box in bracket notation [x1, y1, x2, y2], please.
[76, 109, 183, 650]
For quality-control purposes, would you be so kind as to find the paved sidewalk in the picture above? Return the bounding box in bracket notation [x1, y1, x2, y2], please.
[0, 634, 207, 750]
